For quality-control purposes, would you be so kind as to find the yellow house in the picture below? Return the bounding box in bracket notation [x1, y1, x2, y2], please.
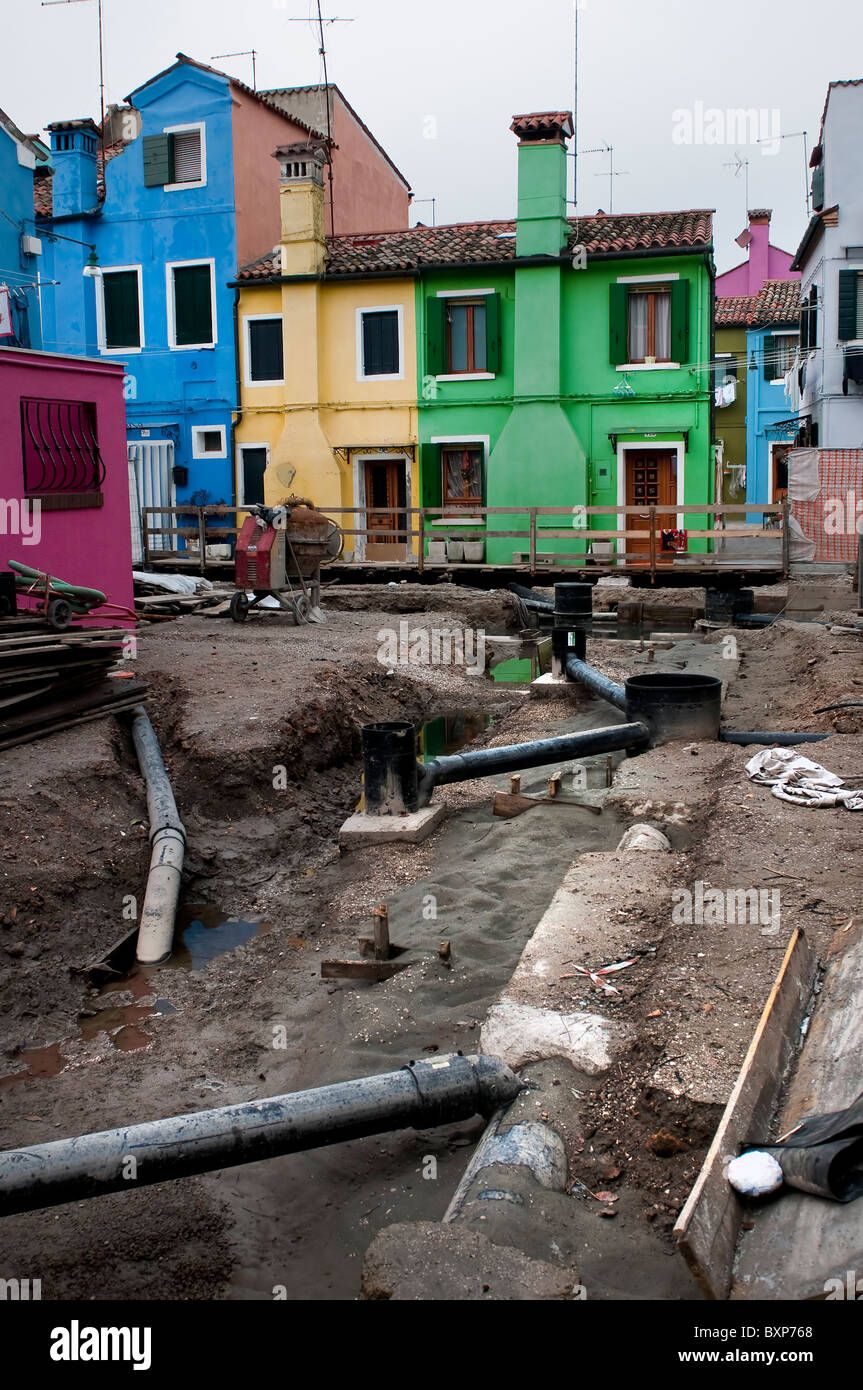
[233, 142, 418, 561]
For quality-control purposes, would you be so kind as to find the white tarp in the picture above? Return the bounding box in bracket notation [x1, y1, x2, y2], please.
[746, 747, 863, 810]
[786, 447, 821, 501]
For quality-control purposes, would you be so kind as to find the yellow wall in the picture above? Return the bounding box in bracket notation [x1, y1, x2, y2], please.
[236, 276, 419, 548]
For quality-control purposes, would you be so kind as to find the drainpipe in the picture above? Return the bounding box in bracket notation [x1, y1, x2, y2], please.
[719, 731, 829, 746]
[131, 706, 185, 965]
[0, 1054, 522, 1216]
[417, 723, 650, 806]
[231, 287, 243, 522]
[564, 656, 628, 711]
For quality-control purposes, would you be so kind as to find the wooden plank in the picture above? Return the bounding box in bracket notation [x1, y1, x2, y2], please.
[732, 926, 863, 1300]
[320, 960, 410, 982]
[673, 928, 815, 1300]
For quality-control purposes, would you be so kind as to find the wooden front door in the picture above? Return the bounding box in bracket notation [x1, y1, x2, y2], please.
[364, 459, 407, 562]
[625, 450, 677, 561]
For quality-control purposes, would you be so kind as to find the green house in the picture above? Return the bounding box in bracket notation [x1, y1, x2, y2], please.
[413, 111, 715, 565]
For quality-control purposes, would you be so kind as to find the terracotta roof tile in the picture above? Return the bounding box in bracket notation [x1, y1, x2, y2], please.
[716, 278, 800, 327]
[236, 208, 714, 282]
[510, 112, 574, 141]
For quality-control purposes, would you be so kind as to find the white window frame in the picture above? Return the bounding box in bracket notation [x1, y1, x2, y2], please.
[356, 305, 405, 383]
[430, 434, 489, 522]
[96, 263, 144, 355]
[237, 442, 271, 508]
[766, 330, 799, 384]
[191, 424, 227, 460]
[163, 122, 207, 191]
[166, 258, 217, 351]
[243, 314, 285, 388]
[435, 290, 497, 380]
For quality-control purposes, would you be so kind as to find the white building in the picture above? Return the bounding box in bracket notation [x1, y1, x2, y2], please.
[791, 80, 863, 448]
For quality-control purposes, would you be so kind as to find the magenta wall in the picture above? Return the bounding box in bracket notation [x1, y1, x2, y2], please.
[716, 221, 800, 296]
[0, 348, 134, 624]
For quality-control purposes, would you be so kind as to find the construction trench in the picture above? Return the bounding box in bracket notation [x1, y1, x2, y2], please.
[0, 576, 862, 1300]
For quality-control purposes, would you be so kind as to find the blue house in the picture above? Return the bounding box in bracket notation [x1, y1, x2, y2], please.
[35, 54, 413, 541]
[0, 107, 46, 349]
[37, 58, 323, 522]
[744, 281, 801, 507]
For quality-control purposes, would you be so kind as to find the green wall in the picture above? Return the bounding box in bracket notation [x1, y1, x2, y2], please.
[417, 251, 715, 565]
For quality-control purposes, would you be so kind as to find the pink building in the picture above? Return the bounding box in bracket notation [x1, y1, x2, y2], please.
[0, 348, 134, 623]
[716, 209, 800, 296]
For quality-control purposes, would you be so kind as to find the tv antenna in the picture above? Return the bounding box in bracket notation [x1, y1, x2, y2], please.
[723, 152, 751, 227]
[212, 50, 258, 91]
[285, 6, 355, 236]
[755, 129, 810, 218]
[580, 144, 628, 213]
[42, 0, 105, 152]
[413, 197, 437, 227]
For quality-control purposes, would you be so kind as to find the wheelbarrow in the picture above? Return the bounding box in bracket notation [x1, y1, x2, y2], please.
[7, 560, 108, 631]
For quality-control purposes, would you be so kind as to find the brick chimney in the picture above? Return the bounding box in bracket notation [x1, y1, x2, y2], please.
[511, 112, 573, 258]
[47, 119, 99, 217]
[275, 141, 328, 276]
[735, 209, 772, 294]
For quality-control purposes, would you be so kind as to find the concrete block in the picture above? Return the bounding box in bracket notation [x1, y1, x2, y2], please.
[339, 805, 446, 847]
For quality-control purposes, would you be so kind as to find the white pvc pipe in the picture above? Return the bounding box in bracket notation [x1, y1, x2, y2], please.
[131, 706, 186, 964]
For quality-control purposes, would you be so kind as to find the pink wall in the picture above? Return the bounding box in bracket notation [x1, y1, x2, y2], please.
[330, 93, 411, 235]
[0, 348, 134, 624]
[716, 214, 800, 296]
[231, 86, 312, 268]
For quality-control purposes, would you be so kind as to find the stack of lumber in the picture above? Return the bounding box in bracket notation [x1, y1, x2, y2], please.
[0, 625, 147, 750]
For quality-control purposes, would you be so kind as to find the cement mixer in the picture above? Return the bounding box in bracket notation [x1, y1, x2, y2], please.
[231, 498, 342, 625]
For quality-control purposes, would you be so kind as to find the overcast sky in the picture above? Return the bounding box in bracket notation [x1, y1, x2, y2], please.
[4, 0, 861, 271]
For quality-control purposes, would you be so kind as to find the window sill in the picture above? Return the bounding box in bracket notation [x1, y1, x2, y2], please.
[27, 491, 103, 511]
[164, 180, 207, 192]
[616, 362, 681, 372]
[100, 346, 142, 356]
[357, 373, 405, 383]
[435, 373, 495, 382]
[246, 379, 285, 389]
[431, 516, 485, 526]
[171, 343, 217, 352]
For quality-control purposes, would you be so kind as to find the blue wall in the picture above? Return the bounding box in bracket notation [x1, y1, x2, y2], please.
[0, 123, 43, 349]
[745, 326, 796, 504]
[40, 64, 239, 505]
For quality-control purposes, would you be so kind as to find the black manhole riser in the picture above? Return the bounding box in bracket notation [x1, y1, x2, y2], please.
[625, 673, 723, 743]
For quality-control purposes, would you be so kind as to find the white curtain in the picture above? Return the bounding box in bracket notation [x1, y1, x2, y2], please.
[629, 294, 648, 360]
[655, 294, 671, 360]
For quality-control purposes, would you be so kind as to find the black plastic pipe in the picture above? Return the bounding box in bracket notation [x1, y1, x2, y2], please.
[564, 655, 628, 711]
[362, 721, 420, 814]
[0, 1055, 521, 1217]
[508, 582, 554, 611]
[719, 731, 830, 746]
[417, 722, 649, 805]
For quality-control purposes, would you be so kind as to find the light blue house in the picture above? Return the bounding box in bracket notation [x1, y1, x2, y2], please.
[743, 281, 800, 507]
[0, 107, 46, 349]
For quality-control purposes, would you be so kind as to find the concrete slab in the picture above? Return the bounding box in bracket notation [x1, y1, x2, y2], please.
[481, 999, 631, 1074]
[361, 1221, 581, 1300]
[529, 672, 581, 699]
[338, 804, 446, 847]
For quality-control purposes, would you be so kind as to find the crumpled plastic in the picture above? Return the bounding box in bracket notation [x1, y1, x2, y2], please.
[745, 747, 863, 811]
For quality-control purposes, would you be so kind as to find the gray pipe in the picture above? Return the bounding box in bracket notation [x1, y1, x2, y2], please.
[564, 656, 628, 711]
[0, 1054, 521, 1217]
[719, 731, 830, 746]
[417, 722, 649, 805]
[131, 706, 186, 965]
[508, 583, 554, 611]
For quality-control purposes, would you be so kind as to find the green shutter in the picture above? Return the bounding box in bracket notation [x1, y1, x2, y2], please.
[418, 443, 441, 509]
[102, 270, 140, 349]
[671, 279, 690, 362]
[838, 269, 858, 341]
[811, 164, 824, 212]
[763, 336, 774, 380]
[609, 283, 627, 365]
[173, 264, 213, 346]
[142, 133, 174, 187]
[426, 297, 446, 376]
[485, 292, 501, 374]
